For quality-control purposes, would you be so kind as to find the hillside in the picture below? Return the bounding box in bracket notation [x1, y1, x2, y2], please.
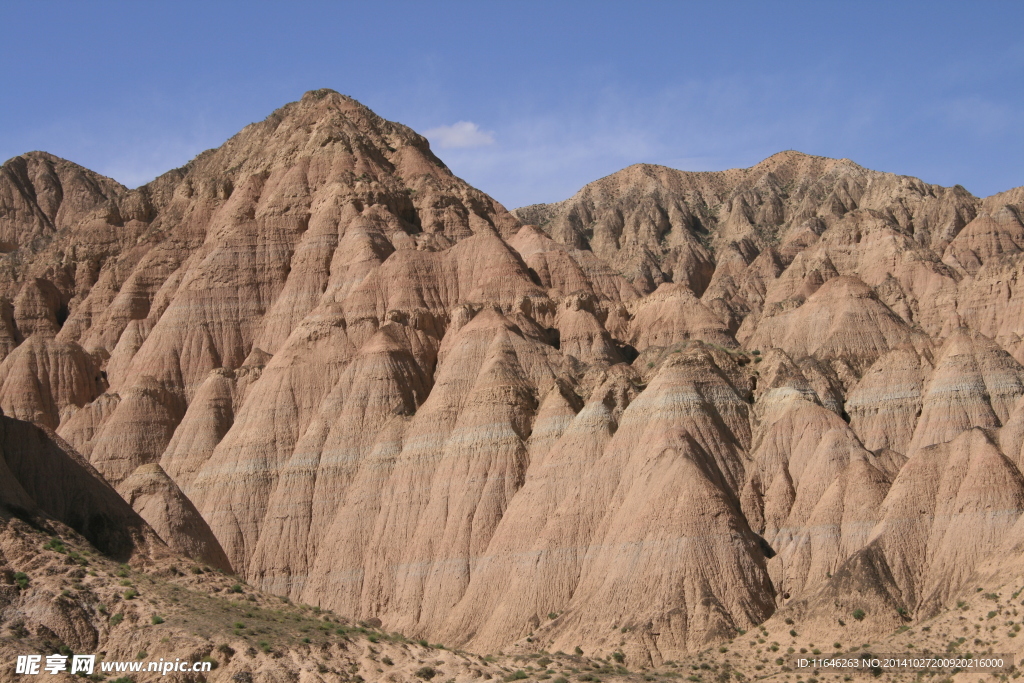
[4, 90, 1024, 679]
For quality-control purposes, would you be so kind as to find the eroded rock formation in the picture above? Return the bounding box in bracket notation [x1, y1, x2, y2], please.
[4, 90, 1024, 662]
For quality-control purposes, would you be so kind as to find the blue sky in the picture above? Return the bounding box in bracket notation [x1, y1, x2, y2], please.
[2, 2, 1023, 208]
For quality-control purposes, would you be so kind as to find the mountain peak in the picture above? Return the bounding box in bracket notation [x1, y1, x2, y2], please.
[7, 92, 1024, 675]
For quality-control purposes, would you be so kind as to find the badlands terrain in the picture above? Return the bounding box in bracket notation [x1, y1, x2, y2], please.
[4, 89, 1024, 680]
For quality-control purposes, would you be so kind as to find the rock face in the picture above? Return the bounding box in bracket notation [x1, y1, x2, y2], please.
[0, 414, 162, 560]
[5, 89, 1024, 661]
[116, 462, 232, 572]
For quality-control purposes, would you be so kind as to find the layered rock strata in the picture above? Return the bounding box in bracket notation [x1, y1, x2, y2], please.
[4, 90, 1024, 661]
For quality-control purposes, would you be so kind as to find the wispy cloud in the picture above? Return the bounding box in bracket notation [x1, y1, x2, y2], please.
[423, 121, 495, 149]
[425, 76, 838, 208]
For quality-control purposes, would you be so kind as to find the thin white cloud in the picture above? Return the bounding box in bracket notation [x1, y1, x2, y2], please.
[423, 121, 495, 149]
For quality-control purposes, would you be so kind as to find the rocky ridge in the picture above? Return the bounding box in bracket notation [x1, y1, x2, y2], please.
[3, 90, 1024, 675]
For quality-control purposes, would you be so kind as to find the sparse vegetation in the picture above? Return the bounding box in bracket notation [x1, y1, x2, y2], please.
[43, 537, 67, 553]
[852, 608, 866, 621]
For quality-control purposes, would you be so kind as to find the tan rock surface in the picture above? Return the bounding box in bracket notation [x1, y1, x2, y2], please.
[7, 91, 1024, 663]
[116, 463, 232, 572]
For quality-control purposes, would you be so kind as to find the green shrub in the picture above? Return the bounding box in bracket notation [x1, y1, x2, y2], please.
[852, 609, 866, 621]
[116, 564, 131, 578]
[13, 572, 28, 589]
[382, 657, 394, 666]
[110, 613, 124, 626]
[554, 678, 569, 683]
[43, 537, 67, 553]
[506, 672, 528, 681]
[574, 646, 583, 655]
[229, 584, 243, 593]
[612, 652, 625, 664]
[123, 589, 138, 600]
[415, 666, 438, 680]
[151, 615, 164, 625]
[259, 641, 271, 653]
[136, 651, 147, 660]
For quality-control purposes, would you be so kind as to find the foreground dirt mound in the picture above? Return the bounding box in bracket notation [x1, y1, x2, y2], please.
[5, 90, 1024, 668]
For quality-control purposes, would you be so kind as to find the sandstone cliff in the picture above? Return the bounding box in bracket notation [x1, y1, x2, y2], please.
[4, 90, 1024, 668]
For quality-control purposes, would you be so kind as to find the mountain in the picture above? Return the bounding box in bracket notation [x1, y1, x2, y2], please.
[4, 89, 1024, 670]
